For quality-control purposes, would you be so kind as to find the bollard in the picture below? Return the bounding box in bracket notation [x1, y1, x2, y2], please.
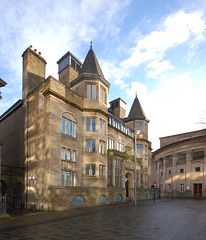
[33, 203, 36, 213]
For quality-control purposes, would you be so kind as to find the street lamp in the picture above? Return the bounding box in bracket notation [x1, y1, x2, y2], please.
[134, 130, 141, 205]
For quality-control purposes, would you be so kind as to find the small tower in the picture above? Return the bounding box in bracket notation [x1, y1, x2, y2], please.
[124, 94, 150, 188]
[108, 98, 126, 119]
[57, 51, 82, 85]
[124, 94, 149, 139]
[69, 44, 110, 109]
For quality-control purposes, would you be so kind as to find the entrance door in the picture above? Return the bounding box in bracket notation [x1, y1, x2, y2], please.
[194, 184, 202, 198]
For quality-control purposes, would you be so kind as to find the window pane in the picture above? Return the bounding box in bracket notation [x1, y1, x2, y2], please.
[99, 142, 101, 153]
[86, 140, 90, 152]
[102, 121, 105, 135]
[99, 165, 102, 176]
[67, 149, 71, 161]
[61, 148, 65, 160]
[67, 120, 71, 135]
[137, 144, 142, 153]
[102, 142, 105, 154]
[67, 171, 71, 186]
[99, 119, 101, 133]
[61, 171, 65, 186]
[72, 151, 75, 162]
[86, 165, 90, 176]
[92, 165, 95, 176]
[92, 118, 96, 132]
[92, 85, 96, 99]
[72, 122, 76, 137]
[137, 122, 143, 132]
[103, 89, 105, 103]
[87, 85, 91, 99]
[92, 140, 96, 152]
[100, 88, 102, 102]
[86, 118, 90, 131]
[72, 172, 75, 186]
[193, 150, 204, 160]
[62, 118, 66, 134]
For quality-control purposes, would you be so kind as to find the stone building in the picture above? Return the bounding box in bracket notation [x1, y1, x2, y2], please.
[0, 78, 7, 205]
[152, 129, 206, 198]
[0, 45, 152, 210]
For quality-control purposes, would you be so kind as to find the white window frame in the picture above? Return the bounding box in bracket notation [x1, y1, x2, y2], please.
[87, 84, 96, 99]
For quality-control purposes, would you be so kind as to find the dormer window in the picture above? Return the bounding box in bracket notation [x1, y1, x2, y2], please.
[87, 84, 96, 99]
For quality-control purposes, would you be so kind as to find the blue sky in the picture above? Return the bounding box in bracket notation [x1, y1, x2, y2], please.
[1, 0, 206, 150]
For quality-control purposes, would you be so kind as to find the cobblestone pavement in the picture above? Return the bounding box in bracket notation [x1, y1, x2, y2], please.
[1, 199, 206, 240]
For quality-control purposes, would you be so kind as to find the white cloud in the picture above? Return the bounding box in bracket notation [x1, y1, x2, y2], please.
[0, 0, 132, 115]
[146, 60, 174, 78]
[0, 0, 132, 79]
[145, 72, 206, 150]
[120, 10, 206, 71]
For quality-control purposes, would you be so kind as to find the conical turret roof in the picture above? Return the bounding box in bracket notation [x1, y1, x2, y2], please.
[124, 95, 149, 123]
[78, 45, 104, 78]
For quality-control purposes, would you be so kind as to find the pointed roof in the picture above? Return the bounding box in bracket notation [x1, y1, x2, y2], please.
[69, 45, 110, 89]
[124, 95, 149, 123]
[78, 45, 104, 78]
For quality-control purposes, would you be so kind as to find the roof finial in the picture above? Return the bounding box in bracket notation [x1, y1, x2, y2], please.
[90, 41, 92, 49]
[135, 92, 137, 98]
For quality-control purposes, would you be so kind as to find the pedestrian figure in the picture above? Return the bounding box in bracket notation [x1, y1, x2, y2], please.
[152, 192, 155, 203]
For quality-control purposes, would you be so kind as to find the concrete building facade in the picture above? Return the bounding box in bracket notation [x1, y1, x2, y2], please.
[153, 129, 206, 198]
[0, 45, 152, 210]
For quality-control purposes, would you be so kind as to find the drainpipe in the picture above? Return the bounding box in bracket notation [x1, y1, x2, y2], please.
[25, 100, 29, 209]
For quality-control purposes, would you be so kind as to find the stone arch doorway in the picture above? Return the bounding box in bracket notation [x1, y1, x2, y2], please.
[125, 172, 132, 198]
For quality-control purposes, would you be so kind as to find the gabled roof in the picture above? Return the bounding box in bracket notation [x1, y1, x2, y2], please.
[124, 95, 149, 123]
[78, 45, 104, 78]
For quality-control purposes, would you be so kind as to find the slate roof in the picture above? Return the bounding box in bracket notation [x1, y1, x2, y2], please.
[0, 78, 7, 87]
[124, 95, 149, 123]
[78, 46, 104, 78]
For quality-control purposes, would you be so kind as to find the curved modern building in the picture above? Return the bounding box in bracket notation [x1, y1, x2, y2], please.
[153, 129, 206, 198]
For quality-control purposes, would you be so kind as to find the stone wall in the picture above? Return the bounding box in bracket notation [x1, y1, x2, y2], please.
[136, 188, 159, 200]
[47, 186, 125, 211]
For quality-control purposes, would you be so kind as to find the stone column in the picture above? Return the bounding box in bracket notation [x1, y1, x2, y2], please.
[203, 147, 206, 196]
[172, 154, 177, 193]
[186, 150, 192, 194]
[157, 160, 160, 188]
[112, 158, 115, 187]
[163, 157, 167, 192]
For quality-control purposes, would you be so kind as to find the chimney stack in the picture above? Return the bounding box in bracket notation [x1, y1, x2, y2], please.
[22, 46, 47, 99]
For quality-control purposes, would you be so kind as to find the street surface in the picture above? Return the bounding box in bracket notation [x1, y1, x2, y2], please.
[0, 199, 206, 240]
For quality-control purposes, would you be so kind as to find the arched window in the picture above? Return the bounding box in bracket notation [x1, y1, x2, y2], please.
[61, 113, 77, 138]
[144, 193, 148, 199]
[98, 195, 108, 204]
[71, 196, 85, 206]
[136, 193, 140, 200]
[115, 194, 123, 202]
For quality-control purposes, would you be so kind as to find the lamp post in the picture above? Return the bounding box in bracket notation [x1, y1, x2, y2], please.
[134, 130, 141, 206]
